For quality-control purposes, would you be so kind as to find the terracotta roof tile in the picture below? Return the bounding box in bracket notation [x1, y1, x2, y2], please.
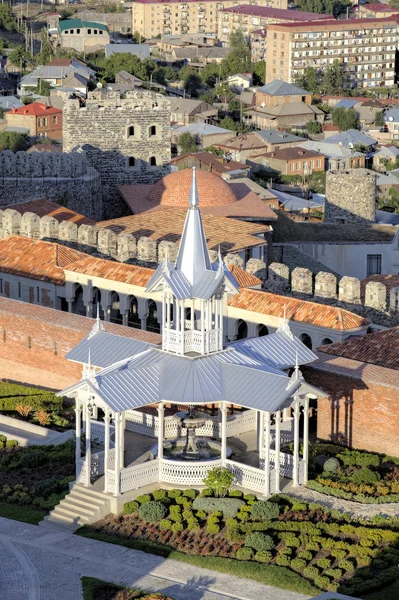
[10, 102, 62, 116]
[0, 237, 86, 284]
[318, 326, 399, 370]
[97, 209, 268, 253]
[65, 255, 155, 287]
[228, 265, 261, 288]
[6, 199, 95, 226]
[228, 288, 369, 331]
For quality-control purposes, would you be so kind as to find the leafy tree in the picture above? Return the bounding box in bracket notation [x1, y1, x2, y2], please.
[306, 120, 322, 134]
[163, 66, 177, 82]
[219, 116, 250, 133]
[152, 67, 166, 85]
[378, 186, 399, 213]
[9, 46, 30, 68]
[200, 90, 217, 104]
[296, 67, 319, 94]
[374, 111, 385, 128]
[253, 61, 266, 86]
[184, 73, 202, 97]
[216, 82, 232, 104]
[203, 146, 224, 157]
[176, 132, 197, 154]
[0, 132, 30, 152]
[201, 63, 220, 87]
[220, 30, 251, 79]
[332, 107, 360, 131]
[297, 0, 350, 17]
[203, 466, 234, 497]
[0, 5, 18, 31]
[322, 61, 344, 95]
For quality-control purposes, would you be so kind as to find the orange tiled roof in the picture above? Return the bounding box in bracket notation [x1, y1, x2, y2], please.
[0, 237, 86, 284]
[65, 255, 155, 287]
[97, 208, 268, 253]
[228, 288, 369, 331]
[6, 199, 95, 226]
[228, 264, 262, 288]
[10, 102, 62, 116]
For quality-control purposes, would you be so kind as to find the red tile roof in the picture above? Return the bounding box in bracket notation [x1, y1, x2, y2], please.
[228, 265, 262, 288]
[361, 3, 399, 12]
[0, 237, 86, 285]
[268, 16, 398, 29]
[228, 288, 369, 331]
[170, 153, 249, 175]
[10, 103, 62, 116]
[6, 199, 95, 226]
[65, 255, 155, 287]
[262, 146, 324, 161]
[319, 327, 399, 370]
[220, 5, 331, 20]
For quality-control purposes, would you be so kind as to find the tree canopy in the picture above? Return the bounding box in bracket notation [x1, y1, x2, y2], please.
[331, 107, 360, 131]
[297, 0, 350, 16]
[176, 132, 197, 154]
[0, 5, 18, 32]
[0, 132, 30, 153]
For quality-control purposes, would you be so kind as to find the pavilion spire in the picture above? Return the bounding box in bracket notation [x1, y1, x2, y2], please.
[277, 304, 294, 340]
[88, 301, 105, 339]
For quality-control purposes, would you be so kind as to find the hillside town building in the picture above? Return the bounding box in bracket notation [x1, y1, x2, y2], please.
[4, 103, 62, 141]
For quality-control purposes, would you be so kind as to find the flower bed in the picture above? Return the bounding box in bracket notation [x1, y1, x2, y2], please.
[307, 444, 399, 504]
[0, 439, 75, 514]
[83, 488, 399, 598]
[82, 576, 174, 600]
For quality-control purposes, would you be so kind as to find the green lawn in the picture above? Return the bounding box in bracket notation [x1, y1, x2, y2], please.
[76, 528, 319, 596]
[81, 576, 174, 600]
[0, 502, 46, 525]
[361, 579, 399, 600]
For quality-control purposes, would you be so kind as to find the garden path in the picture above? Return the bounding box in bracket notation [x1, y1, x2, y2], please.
[0, 517, 310, 600]
[284, 481, 399, 518]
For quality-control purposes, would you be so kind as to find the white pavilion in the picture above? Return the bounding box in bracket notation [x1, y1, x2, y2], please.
[58, 168, 324, 516]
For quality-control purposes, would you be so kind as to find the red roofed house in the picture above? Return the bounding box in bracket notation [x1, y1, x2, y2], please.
[5, 102, 63, 141]
[358, 3, 399, 18]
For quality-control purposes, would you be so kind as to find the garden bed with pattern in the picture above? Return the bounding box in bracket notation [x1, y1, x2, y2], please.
[80, 468, 399, 598]
[82, 576, 174, 600]
[306, 444, 399, 504]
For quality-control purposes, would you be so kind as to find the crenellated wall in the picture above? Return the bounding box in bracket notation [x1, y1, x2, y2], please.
[0, 149, 102, 220]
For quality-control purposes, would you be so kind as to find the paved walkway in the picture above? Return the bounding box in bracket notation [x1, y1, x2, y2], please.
[0, 518, 310, 600]
[285, 482, 399, 518]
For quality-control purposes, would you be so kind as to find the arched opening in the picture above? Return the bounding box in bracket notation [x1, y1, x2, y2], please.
[128, 157, 136, 167]
[127, 295, 140, 329]
[127, 125, 134, 137]
[299, 333, 313, 350]
[321, 337, 333, 346]
[92, 287, 103, 320]
[149, 156, 157, 167]
[236, 319, 248, 340]
[147, 300, 160, 333]
[73, 284, 85, 316]
[149, 125, 156, 137]
[109, 291, 122, 325]
[257, 324, 269, 337]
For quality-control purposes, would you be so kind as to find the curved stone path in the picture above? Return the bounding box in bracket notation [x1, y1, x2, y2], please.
[285, 483, 399, 518]
[0, 518, 309, 600]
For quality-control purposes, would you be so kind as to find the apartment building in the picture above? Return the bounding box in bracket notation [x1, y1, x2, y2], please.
[218, 5, 330, 45]
[132, 0, 287, 39]
[265, 17, 398, 88]
[5, 103, 63, 141]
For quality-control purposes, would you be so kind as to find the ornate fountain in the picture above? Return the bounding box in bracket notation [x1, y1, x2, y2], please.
[151, 406, 231, 461]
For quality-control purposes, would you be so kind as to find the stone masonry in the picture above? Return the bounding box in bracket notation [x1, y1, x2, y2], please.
[63, 91, 171, 219]
[324, 169, 376, 224]
[0, 150, 102, 221]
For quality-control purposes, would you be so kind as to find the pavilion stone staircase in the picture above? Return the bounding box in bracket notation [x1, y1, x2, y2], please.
[39, 484, 111, 533]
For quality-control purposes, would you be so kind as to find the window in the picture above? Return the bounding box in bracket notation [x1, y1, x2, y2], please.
[37, 118, 41, 127]
[53, 116, 57, 124]
[18, 282, 21, 298]
[43, 118, 47, 126]
[64, 30, 69, 35]
[76, 28, 80, 34]
[99, 30, 103, 35]
[94, 29, 98, 34]
[316, 159, 321, 168]
[149, 156, 157, 166]
[70, 29, 74, 34]
[290, 162, 294, 172]
[296, 161, 300, 170]
[149, 125, 157, 137]
[0, 278, 2, 294]
[36, 287, 40, 303]
[128, 125, 135, 137]
[367, 254, 382, 277]
[88, 29, 91, 34]
[128, 157, 136, 167]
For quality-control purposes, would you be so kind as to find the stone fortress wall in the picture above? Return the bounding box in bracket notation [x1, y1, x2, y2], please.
[62, 91, 172, 218]
[0, 150, 102, 221]
[324, 169, 377, 224]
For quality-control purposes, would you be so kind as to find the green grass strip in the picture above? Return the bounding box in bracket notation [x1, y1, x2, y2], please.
[76, 527, 319, 596]
[0, 502, 46, 525]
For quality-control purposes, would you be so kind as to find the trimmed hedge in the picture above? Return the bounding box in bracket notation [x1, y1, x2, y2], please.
[139, 501, 168, 523]
[245, 532, 275, 552]
[0, 382, 62, 411]
[250, 500, 280, 521]
[192, 496, 244, 519]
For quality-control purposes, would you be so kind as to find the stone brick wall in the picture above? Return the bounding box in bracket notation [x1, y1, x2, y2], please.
[0, 150, 102, 221]
[324, 169, 376, 224]
[63, 91, 171, 218]
[304, 365, 399, 456]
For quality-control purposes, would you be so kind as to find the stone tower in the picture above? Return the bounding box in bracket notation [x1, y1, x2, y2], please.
[63, 91, 171, 219]
[324, 169, 376, 224]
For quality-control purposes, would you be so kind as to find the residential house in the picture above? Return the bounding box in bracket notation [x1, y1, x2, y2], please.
[214, 130, 306, 161]
[226, 73, 253, 92]
[250, 29, 267, 63]
[76, 10, 133, 35]
[373, 145, 399, 171]
[5, 103, 63, 141]
[55, 19, 110, 52]
[297, 141, 365, 171]
[245, 101, 324, 130]
[172, 123, 235, 148]
[18, 60, 94, 97]
[323, 129, 378, 154]
[384, 107, 399, 141]
[170, 98, 217, 125]
[0, 96, 24, 113]
[255, 80, 312, 109]
[358, 3, 399, 18]
[258, 147, 326, 176]
[170, 46, 230, 65]
[170, 151, 250, 177]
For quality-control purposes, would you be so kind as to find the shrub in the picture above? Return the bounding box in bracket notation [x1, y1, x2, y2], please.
[0, 434, 6, 447]
[167, 489, 182, 499]
[225, 518, 238, 528]
[243, 494, 256, 503]
[136, 494, 151, 505]
[236, 547, 254, 561]
[52, 414, 69, 428]
[187, 518, 200, 531]
[291, 559, 306, 572]
[159, 519, 172, 530]
[5, 440, 18, 448]
[196, 509, 207, 520]
[338, 559, 355, 573]
[170, 522, 183, 533]
[316, 557, 331, 570]
[315, 455, 340, 473]
[275, 553, 290, 566]
[153, 489, 167, 501]
[139, 500, 168, 523]
[32, 478, 59, 498]
[200, 488, 213, 497]
[192, 496, 244, 519]
[314, 575, 330, 591]
[0, 382, 62, 411]
[303, 566, 319, 580]
[227, 526, 244, 543]
[254, 550, 272, 563]
[245, 532, 275, 552]
[250, 500, 279, 521]
[331, 549, 346, 560]
[237, 511, 250, 522]
[15, 404, 33, 418]
[351, 468, 380, 484]
[291, 502, 307, 512]
[33, 410, 51, 427]
[203, 466, 234, 497]
[298, 550, 313, 561]
[228, 490, 243, 498]
[183, 489, 197, 499]
[182, 509, 194, 520]
[207, 523, 220, 535]
[325, 568, 342, 580]
[337, 449, 379, 468]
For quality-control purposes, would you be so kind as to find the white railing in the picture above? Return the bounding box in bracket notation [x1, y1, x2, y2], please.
[269, 450, 294, 478]
[226, 410, 257, 437]
[90, 419, 115, 447]
[106, 469, 116, 495]
[120, 459, 160, 494]
[125, 410, 159, 436]
[160, 458, 222, 485]
[78, 450, 105, 483]
[299, 459, 306, 484]
[226, 459, 266, 494]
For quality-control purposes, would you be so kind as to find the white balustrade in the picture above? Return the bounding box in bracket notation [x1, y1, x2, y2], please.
[120, 459, 160, 493]
[78, 450, 105, 483]
[160, 458, 222, 485]
[226, 410, 257, 437]
[90, 419, 115, 447]
[299, 459, 306, 484]
[225, 459, 266, 494]
[269, 450, 294, 478]
[125, 410, 160, 436]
